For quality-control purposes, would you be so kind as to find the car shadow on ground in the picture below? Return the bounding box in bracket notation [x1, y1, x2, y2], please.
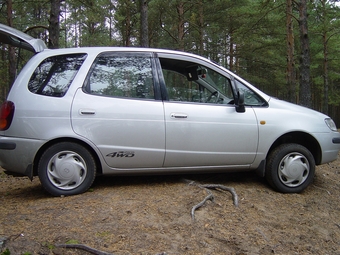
[0, 180, 46, 199]
[92, 170, 267, 190]
[0, 170, 269, 200]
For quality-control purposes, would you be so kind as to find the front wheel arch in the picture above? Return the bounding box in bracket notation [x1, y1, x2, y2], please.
[265, 143, 315, 193]
[268, 132, 321, 165]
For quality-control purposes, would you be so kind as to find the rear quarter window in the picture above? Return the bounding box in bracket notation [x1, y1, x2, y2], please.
[28, 53, 87, 97]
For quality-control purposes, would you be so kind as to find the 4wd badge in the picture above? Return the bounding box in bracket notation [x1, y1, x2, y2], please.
[106, 151, 135, 158]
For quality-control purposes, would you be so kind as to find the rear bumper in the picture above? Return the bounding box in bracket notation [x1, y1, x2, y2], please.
[0, 136, 44, 177]
[0, 142, 16, 150]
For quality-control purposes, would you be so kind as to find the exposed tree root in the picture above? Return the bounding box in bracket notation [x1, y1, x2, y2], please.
[201, 184, 239, 207]
[191, 189, 214, 220]
[183, 179, 239, 220]
[55, 244, 113, 255]
[55, 243, 167, 255]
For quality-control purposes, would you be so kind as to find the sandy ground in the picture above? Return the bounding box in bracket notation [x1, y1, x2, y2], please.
[0, 155, 339, 255]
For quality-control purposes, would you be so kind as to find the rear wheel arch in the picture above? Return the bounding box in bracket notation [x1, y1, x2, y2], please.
[33, 138, 102, 177]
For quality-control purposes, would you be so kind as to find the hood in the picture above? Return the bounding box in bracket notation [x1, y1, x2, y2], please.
[0, 23, 47, 53]
[268, 97, 329, 119]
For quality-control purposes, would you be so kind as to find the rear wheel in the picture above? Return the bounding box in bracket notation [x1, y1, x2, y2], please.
[265, 143, 315, 193]
[38, 142, 96, 196]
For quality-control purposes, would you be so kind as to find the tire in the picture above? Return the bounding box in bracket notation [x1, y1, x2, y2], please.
[38, 142, 96, 196]
[265, 143, 315, 193]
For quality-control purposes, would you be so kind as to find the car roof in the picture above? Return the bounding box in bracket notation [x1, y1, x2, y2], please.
[0, 23, 47, 53]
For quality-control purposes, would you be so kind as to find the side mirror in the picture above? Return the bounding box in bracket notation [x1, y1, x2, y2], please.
[235, 91, 245, 113]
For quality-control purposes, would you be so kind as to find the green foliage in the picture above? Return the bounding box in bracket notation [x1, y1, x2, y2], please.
[0, 249, 10, 255]
[42, 242, 55, 250]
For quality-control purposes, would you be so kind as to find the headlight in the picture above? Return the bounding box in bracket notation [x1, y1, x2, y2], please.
[325, 118, 337, 131]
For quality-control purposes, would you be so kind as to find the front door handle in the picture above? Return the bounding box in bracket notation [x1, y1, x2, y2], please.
[170, 113, 188, 119]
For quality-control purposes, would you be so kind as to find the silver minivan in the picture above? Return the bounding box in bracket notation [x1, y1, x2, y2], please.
[0, 23, 339, 196]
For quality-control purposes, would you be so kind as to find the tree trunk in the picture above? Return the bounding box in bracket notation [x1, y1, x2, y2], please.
[49, 0, 61, 49]
[321, 0, 329, 115]
[298, 0, 311, 108]
[176, 2, 185, 51]
[125, 9, 131, 46]
[228, 32, 233, 70]
[108, 2, 114, 44]
[286, 0, 296, 103]
[140, 0, 149, 47]
[198, 0, 204, 55]
[322, 32, 329, 115]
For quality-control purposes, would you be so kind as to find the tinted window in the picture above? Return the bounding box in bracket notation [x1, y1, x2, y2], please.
[28, 54, 87, 97]
[160, 58, 234, 104]
[162, 69, 210, 103]
[85, 54, 154, 99]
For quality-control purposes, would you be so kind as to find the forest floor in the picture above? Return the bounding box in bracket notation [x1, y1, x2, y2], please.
[0, 154, 340, 255]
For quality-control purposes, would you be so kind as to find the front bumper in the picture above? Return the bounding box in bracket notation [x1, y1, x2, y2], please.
[317, 131, 340, 164]
[332, 137, 340, 144]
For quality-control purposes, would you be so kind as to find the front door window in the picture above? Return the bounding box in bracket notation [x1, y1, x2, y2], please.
[159, 58, 235, 105]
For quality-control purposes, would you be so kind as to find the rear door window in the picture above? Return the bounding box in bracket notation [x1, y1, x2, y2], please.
[84, 53, 155, 100]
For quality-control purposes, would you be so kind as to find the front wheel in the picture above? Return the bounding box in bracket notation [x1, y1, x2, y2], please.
[38, 142, 96, 196]
[265, 143, 315, 193]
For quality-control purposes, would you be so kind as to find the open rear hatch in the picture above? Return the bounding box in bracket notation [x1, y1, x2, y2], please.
[0, 23, 47, 53]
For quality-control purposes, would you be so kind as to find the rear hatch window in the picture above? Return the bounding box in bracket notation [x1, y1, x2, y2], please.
[28, 53, 87, 97]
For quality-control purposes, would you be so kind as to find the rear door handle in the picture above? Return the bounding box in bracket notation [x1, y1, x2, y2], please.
[170, 113, 188, 119]
[79, 109, 96, 115]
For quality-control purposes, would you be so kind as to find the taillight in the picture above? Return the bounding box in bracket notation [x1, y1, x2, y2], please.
[0, 101, 15, 131]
